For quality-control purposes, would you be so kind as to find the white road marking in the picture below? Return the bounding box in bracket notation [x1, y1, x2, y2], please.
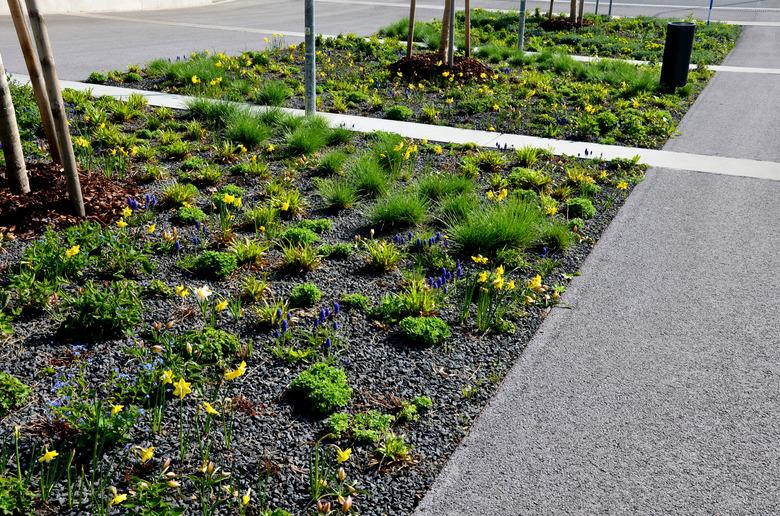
[10, 74, 780, 182]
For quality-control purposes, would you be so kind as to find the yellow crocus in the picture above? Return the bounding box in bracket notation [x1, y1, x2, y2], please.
[175, 285, 189, 298]
[109, 492, 127, 506]
[477, 271, 489, 283]
[111, 404, 124, 416]
[116, 219, 128, 228]
[202, 401, 220, 415]
[160, 369, 174, 385]
[242, 488, 251, 506]
[136, 446, 154, 463]
[335, 446, 352, 463]
[215, 299, 229, 312]
[121, 206, 133, 218]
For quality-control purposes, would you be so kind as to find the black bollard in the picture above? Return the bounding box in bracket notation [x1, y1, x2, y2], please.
[660, 22, 696, 91]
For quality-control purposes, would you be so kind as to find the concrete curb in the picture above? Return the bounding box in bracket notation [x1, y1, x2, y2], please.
[0, 0, 233, 16]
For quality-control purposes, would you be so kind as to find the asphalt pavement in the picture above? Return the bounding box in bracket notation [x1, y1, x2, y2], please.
[1, 0, 780, 79]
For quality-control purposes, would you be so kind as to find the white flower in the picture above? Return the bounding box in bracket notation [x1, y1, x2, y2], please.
[194, 285, 213, 301]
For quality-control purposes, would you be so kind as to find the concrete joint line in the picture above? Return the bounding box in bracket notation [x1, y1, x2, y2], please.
[10, 74, 780, 182]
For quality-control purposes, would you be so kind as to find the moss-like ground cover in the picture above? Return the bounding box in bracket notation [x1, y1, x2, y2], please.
[0, 82, 645, 514]
[98, 29, 717, 149]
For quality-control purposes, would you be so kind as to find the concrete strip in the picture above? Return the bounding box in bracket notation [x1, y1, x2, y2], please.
[319, 0, 780, 12]
[11, 74, 779, 182]
[0, 0, 232, 16]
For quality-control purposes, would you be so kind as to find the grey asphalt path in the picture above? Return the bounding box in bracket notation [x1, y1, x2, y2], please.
[416, 22, 780, 516]
[665, 26, 780, 161]
[1, 0, 779, 79]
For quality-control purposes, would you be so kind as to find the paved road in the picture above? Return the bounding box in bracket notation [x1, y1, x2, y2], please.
[1, 0, 779, 79]
[416, 14, 780, 516]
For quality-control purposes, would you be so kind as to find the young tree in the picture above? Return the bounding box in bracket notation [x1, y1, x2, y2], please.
[0, 52, 29, 194]
[406, 0, 417, 58]
[438, 0, 452, 62]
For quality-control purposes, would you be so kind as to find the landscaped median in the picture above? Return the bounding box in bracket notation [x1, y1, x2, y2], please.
[90, 13, 739, 150]
[0, 79, 645, 514]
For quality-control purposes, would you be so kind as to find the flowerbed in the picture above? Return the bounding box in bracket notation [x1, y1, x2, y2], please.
[379, 10, 741, 64]
[0, 83, 645, 514]
[97, 34, 712, 149]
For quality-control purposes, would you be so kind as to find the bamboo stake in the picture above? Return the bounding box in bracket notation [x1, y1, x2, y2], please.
[406, 0, 416, 58]
[7, 0, 61, 165]
[465, 0, 471, 58]
[25, 0, 85, 216]
[0, 52, 29, 194]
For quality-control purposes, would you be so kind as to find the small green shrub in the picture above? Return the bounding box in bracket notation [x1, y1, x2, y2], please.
[339, 293, 371, 311]
[397, 395, 433, 423]
[289, 282, 322, 308]
[297, 218, 332, 233]
[176, 205, 207, 224]
[177, 327, 240, 363]
[508, 167, 552, 191]
[186, 98, 239, 128]
[399, 316, 451, 346]
[318, 243, 353, 259]
[0, 372, 31, 418]
[327, 410, 394, 444]
[565, 197, 596, 219]
[187, 251, 239, 278]
[61, 281, 143, 340]
[0, 476, 34, 515]
[281, 227, 319, 246]
[289, 363, 352, 416]
[385, 105, 413, 121]
[229, 237, 268, 266]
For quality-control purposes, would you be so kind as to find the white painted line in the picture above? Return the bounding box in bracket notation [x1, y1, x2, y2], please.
[64, 12, 337, 39]
[10, 74, 779, 182]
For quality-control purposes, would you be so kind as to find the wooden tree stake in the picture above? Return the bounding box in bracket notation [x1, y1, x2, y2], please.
[406, 0, 416, 59]
[465, 0, 471, 58]
[7, 0, 61, 165]
[0, 51, 29, 194]
[25, 0, 85, 216]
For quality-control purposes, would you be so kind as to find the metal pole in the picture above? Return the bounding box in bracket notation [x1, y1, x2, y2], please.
[607, 0, 613, 18]
[518, 0, 527, 51]
[304, 0, 316, 115]
[706, 0, 714, 24]
[447, 0, 455, 67]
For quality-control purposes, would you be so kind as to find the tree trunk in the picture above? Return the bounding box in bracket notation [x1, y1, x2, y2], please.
[25, 0, 85, 216]
[570, 0, 577, 22]
[407, 0, 416, 58]
[0, 52, 29, 194]
[464, 0, 471, 58]
[439, 0, 451, 62]
[7, 0, 61, 165]
[577, 0, 585, 26]
[548, 0, 555, 20]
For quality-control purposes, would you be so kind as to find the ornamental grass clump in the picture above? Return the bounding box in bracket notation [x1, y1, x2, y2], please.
[286, 116, 331, 156]
[225, 109, 272, 148]
[254, 79, 292, 106]
[369, 191, 428, 229]
[416, 173, 475, 203]
[448, 197, 545, 255]
[289, 363, 352, 416]
[348, 155, 389, 198]
[317, 150, 349, 175]
[186, 97, 240, 128]
[316, 178, 358, 210]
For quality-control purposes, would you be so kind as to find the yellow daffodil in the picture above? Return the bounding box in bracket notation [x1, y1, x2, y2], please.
[224, 360, 247, 381]
[471, 255, 488, 264]
[492, 103, 500, 111]
[477, 271, 489, 283]
[215, 299, 229, 312]
[493, 276, 505, 290]
[242, 488, 251, 506]
[191, 75, 201, 84]
[280, 202, 290, 212]
[160, 369, 174, 385]
[266, 144, 275, 152]
[64, 245, 80, 259]
[111, 404, 124, 416]
[616, 181, 629, 190]
[445, 97, 454, 105]
[335, 446, 352, 463]
[136, 446, 154, 464]
[222, 193, 236, 205]
[433, 145, 443, 155]
[146, 224, 156, 234]
[38, 449, 58, 463]
[194, 285, 213, 301]
[599, 170, 608, 180]
[116, 219, 128, 228]
[109, 492, 127, 506]
[496, 188, 508, 202]
[202, 401, 220, 415]
[74, 136, 90, 148]
[546, 205, 558, 216]
[496, 265, 504, 277]
[121, 206, 133, 218]
[506, 280, 516, 291]
[480, 72, 487, 79]
[173, 377, 192, 399]
[486, 190, 495, 200]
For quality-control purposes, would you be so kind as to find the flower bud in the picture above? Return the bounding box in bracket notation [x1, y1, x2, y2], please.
[316, 500, 331, 513]
[337, 467, 346, 482]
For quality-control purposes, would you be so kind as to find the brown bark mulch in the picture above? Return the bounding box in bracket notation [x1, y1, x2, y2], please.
[389, 52, 495, 83]
[0, 163, 136, 238]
